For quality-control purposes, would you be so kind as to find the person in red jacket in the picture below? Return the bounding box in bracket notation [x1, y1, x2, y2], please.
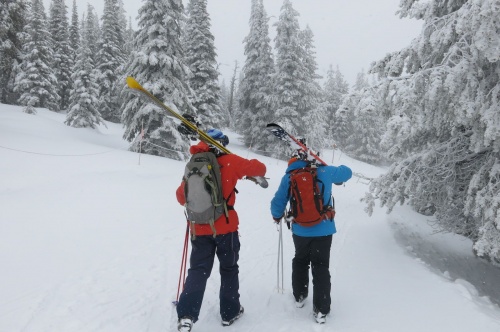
[176, 129, 266, 332]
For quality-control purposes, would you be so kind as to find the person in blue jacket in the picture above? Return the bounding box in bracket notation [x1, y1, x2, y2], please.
[270, 153, 352, 324]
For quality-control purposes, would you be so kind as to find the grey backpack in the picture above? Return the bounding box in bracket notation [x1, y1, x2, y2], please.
[183, 152, 227, 236]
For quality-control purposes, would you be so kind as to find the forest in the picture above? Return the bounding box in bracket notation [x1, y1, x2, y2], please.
[1, 0, 499, 264]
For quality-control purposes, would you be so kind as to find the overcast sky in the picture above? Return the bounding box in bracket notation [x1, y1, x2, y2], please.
[45, 0, 423, 86]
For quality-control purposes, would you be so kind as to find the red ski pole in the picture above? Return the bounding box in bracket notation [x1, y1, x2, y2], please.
[173, 222, 190, 305]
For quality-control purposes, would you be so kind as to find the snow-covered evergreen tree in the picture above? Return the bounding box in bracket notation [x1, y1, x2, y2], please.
[341, 85, 384, 164]
[123, 16, 134, 57]
[353, 68, 369, 91]
[303, 100, 329, 152]
[324, 65, 349, 144]
[64, 3, 104, 128]
[85, 5, 100, 65]
[269, 0, 311, 156]
[218, 78, 231, 128]
[334, 98, 353, 151]
[49, 0, 73, 111]
[238, 0, 275, 153]
[14, 0, 60, 114]
[333, 67, 386, 164]
[227, 60, 240, 129]
[0, 0, 28, 104]
[183, 0, 223, 128]
[365, 0, 500, 264]
[69, 0, 79, 55]
[300, 25, 326, 151]
[96, 0, 126, 123]
[116, 0, 128, 47]
[121, 0, 193, 161]
[324, 65, 349, 110]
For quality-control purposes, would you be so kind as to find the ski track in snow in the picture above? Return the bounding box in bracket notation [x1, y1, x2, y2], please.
[1, 106, 500, 332]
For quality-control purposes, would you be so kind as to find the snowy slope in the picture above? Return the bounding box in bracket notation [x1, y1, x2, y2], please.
[1, 104, 500, 332]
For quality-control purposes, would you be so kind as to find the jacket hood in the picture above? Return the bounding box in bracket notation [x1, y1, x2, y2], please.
[286, 159, 310, 173]
[189, 141, 211, 155]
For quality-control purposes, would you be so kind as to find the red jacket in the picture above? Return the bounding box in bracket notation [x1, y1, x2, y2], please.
[176, 142, 266, 236]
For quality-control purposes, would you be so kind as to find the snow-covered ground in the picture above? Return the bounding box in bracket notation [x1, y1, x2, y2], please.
[1, 104, 500, 332]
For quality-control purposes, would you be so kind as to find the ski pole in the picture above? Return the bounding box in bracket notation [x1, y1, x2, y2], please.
[277, 220, 284, 293]
[174, 222, 190, 305]
[280, 221, 284, 293]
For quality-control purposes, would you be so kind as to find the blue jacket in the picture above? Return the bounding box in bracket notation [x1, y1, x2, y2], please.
[271, 160, 352, 237]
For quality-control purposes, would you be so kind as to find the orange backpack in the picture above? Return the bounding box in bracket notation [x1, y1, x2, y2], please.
[288, 165, 334, 227]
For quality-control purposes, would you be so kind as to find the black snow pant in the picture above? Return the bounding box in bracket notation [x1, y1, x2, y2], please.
[292, 234, 333, 315]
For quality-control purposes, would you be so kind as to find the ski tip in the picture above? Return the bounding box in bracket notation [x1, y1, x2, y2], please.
[266, 123, 280, 128]
[126, 76, 142, 90]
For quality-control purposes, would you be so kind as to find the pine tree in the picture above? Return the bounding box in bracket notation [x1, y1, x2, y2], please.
[183, 0, 223, 128]
[300, 25, 326, 151]
[113, 15, 135, 126]
[324, 66, 349, 110]
[69, 0, 79, 59]
[353, 68, 369, 91]
[303, 100, 329, 152]
[120, 0, 193, 161]
[365, 0, 500, 264]
[299, 26, 322, 105]
[112, 2, 133, 125]
[49, 0, 73, 111]
[227, 60, 239, 129]
[85, 5, 100, 65]
[324, 65, 349, 143]
[116, 0, 128, 47]
[218, 78, 231, 128]
[14, 0, 60, 113]
[123, 16, 134, 57]
[269, 0, 309, 151]
[334, 68, 385, 163]
[64, 3, 104, 128]
[334, 97, 353, 151]
[96, 0, 126, 123]
[0, 0, 29, 104]
[238, 0, 275, 153]
[342, 85, 384, 164]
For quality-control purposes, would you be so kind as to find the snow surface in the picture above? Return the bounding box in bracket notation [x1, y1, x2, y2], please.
[1, 104, 500, 332]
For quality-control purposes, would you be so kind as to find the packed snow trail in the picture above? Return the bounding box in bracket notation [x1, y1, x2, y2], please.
[1, 106, 500, 331]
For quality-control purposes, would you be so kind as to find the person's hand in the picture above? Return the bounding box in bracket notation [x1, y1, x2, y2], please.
[177, 113, 200, 140]
[273, 215, 283, 224]
[334, 182, 344, 186]
[323, 206, 336, 220]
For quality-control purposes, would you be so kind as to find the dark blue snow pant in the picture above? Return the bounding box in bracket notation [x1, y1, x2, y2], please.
[176, 231, 241, 322]
[292, 234, 333, 315]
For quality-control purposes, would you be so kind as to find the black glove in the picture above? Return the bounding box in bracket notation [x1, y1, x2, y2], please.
[334, 182, 344, 186]
[177, 113, 199, 141]
[272, 215, 283, 224]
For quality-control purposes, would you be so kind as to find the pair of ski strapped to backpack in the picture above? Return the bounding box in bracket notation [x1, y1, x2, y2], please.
[286, 161, 335, 228]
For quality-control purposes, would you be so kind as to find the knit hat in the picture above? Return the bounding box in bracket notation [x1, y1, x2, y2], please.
[207, 129, 229, 147]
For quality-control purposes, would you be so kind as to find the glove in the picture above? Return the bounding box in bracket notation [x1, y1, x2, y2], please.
[334, 182, 344, 186]
[177, 113, 200, 141]
[322, 206, 336, 220]
[272, 215, 283, 224]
